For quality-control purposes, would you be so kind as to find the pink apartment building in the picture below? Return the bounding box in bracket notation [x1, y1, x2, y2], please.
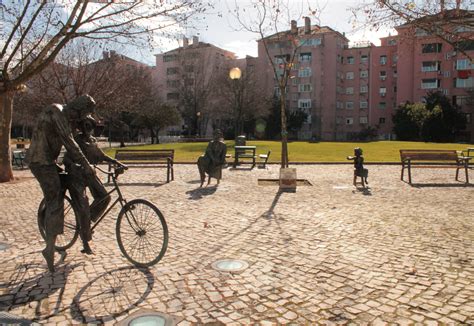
[256, 16, 473, 141]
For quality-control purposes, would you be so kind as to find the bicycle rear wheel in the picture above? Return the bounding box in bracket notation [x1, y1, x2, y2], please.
[37, 195, 79, 250]
[116, 199, 168, 267]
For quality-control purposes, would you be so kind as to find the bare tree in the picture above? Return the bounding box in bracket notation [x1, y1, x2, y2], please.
[230, 0, 317, 168]
[215, 60, 269, 137]
[0, 0, 207, 182]
[168, 48, 227, 137]
[350, 0, 474, 57]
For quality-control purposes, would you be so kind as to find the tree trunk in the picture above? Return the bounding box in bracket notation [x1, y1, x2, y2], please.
[280, 89, 289, 168]
[0, 91, 14, 182]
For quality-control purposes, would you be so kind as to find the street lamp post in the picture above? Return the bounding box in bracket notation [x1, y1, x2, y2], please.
[229, 67, 242, 138]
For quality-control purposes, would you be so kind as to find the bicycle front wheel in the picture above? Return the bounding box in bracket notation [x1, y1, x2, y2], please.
[37, 195, 79, 251]
[116, 199, 168, 267]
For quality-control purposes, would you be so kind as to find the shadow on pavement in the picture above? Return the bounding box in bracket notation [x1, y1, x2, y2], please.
[408, 182, 474, 188]
[70, 265, 154, 323]
[109, 182, 166, 188]
[186, 186, 217, 200]
[0, 255, 79, 322]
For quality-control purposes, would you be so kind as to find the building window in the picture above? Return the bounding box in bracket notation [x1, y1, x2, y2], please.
[454, 95, 470, 106]
[301, 38, 321, 46]
[421, 61, 441, 72]
[292, 93, 299, 100]
[380, 71, 387, 80]
[379, 117, 386, 124]
[299, 53, 312, 62]
[347, 56, 355, 64]
[167, 93, 179, 100]
[388, 39, 397, 46]
[394, 70, 398, 78]
[422, 78, 440, 89]
[346, 117, 354, 125]
[359, 116, 368, 124]
[361, 55, 368, 63]
[456, 59, 473, 70]
[346, 72, 354, 80]
[292, 78, 299, 85]
[298, 99, 312, 109]
[415, 28, 429, 36]
[360, 70, 368, 78]
[455, 77, 474, 88]
[360, 85, 368, 93]
[166, 80, 179, 88]
[346, 87, 354, 94]
[184, 65, 194, 73]
[466, 113, 472, 124]
[163, 54, 177, 62]
[379, 102, 386, 109]
[346, 101, 354, 109]
[166, 67, 178, 75]
[360, 101, 368, 109]
[422, 43, 442, 53]
[298, 84, 312, 92]
[379, 87, 387, 96]
[336, 101, 343, 109]
[392, 55, 398, 63]
[455, 40, 474, 51]
[298, 67, 312, 77]
[380, 55, 387, 65]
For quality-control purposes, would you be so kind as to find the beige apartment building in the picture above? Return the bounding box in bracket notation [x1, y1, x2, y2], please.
[153, 36, 236, 136]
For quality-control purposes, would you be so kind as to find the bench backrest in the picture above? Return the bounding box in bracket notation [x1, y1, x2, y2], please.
[400, 149, 458, 162]
[115, 149, 174, 162]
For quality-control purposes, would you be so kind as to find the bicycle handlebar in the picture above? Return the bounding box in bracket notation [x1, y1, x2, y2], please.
[95, 163, 128, 178]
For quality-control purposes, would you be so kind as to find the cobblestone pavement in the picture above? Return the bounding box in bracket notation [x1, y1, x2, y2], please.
[1, 164, 473, 325]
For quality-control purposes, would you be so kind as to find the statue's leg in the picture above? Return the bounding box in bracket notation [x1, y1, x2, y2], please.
[67, 173, 93, 254]
[353, 171, 357, 186]
[207, 175, 211, 186]
[88, 174, 111, 222]
[30, 164, 63, 272]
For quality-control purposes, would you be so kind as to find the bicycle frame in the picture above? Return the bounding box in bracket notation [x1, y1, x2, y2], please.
[90, 165, 128, 231]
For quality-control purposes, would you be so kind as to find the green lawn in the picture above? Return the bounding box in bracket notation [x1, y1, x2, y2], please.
[104, 140, 474, 163]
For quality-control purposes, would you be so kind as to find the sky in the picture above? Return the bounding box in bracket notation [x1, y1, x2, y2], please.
[145, 0, 396, 64]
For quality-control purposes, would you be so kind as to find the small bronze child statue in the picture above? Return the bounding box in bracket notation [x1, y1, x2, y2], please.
[347, 147, 368, 187]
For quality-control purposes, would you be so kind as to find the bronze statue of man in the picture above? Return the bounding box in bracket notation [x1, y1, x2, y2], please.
[26, 95, 96, 272]
[63, 116, 124, 255]
[197, 129, 227, 187]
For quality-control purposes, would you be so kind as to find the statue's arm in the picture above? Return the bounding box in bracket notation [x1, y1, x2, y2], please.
[52, 110, 91, 169]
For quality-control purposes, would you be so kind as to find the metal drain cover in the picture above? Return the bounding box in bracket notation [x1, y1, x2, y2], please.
[129, 315, 166, 326]
[0, 242, 9, 251]
[117, 309, 178, 326]
[0, 312, 32, 325]
[212, 259, 249, 273]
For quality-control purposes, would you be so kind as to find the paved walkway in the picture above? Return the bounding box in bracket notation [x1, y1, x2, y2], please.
[0, 165, 473, 325]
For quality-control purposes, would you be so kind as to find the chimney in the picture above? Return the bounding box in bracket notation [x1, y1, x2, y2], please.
[193, 36, 199, 46]
[183, 37, 188, 48]
[304, 16, 311, 34]
[291, 20, 297, 34]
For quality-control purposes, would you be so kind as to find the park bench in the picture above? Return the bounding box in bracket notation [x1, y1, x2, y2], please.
[258, 151, 271, 168]
[109, 149, 174, 183]
[400, 149, 470, 184]
[233, 146, 256, 168]
[12, 150, 26, 169]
